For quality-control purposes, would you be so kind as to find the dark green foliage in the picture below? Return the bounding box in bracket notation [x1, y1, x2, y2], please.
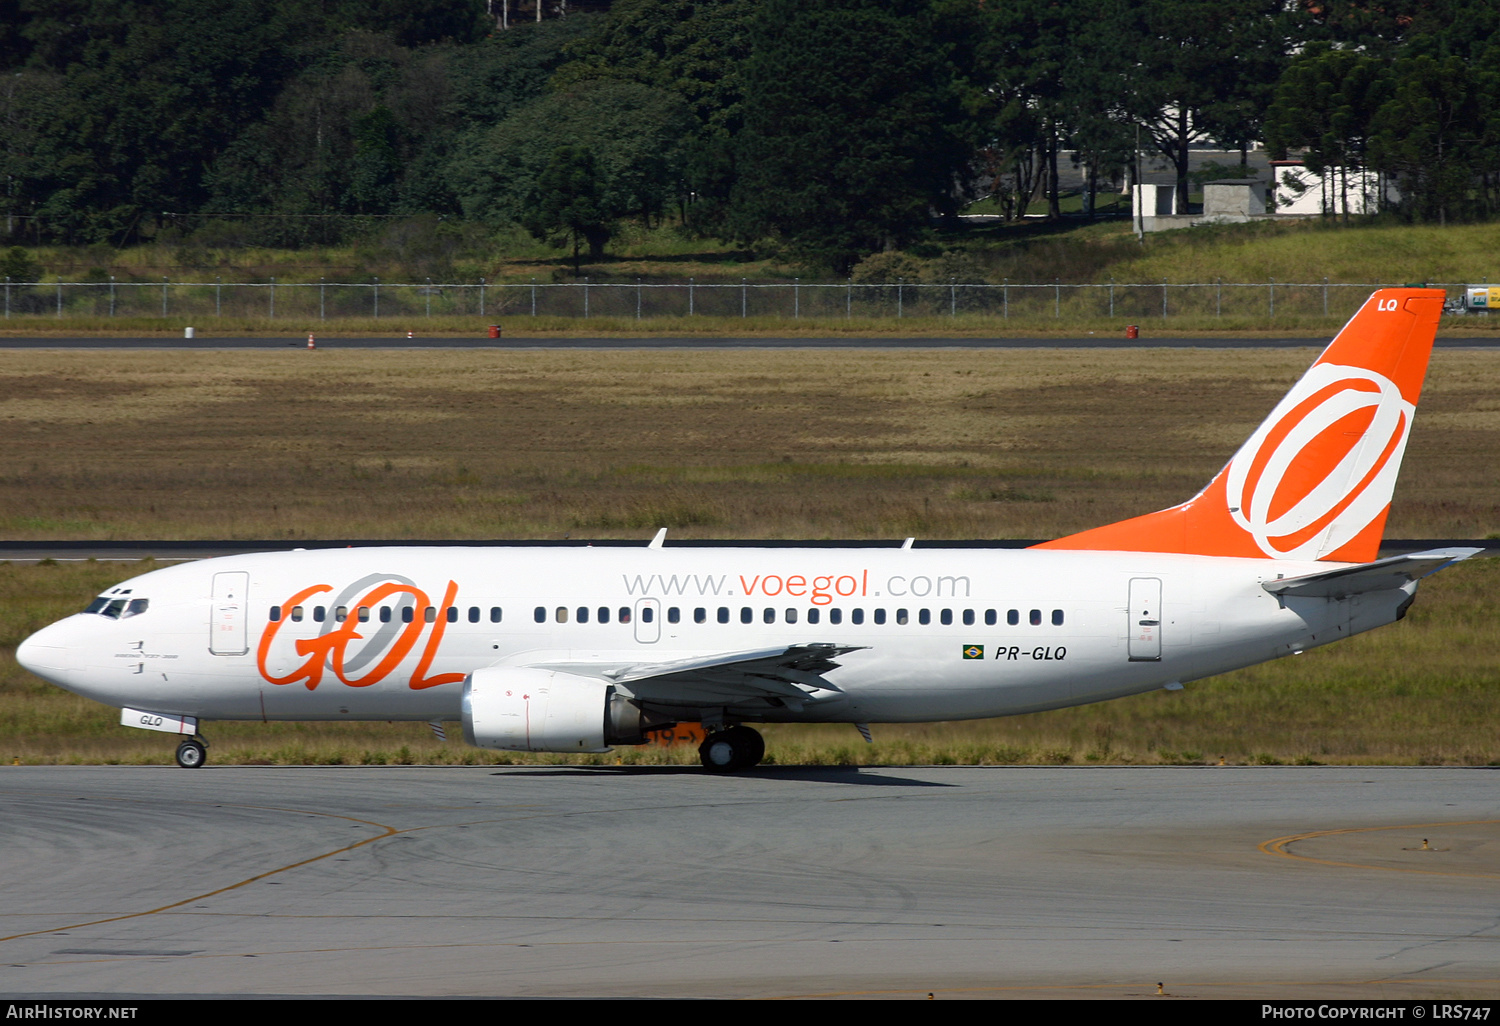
[728, 0, 972, 273]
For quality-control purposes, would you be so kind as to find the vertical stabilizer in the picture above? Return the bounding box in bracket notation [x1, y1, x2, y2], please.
[1033, 288, 1445, 562]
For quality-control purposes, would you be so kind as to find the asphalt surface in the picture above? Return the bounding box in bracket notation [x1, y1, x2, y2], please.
[1, 765, 1496, 998]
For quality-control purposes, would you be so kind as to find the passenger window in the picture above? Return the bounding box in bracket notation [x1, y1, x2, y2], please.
[598, 606, 610, 623]
[469, 606, 480, 623]
[940, 609, 953, 626]
[291, 605, 304, 622]
[314, 606, 326, 622]
[402, 606, 415, 623]
[334, 606, 347, 622]
[269, 605, 281, 622]
[717, 607, 729, 624]
[694, 607, 706, 624]
[358, 606, 370, 622]
[851, 608, 864, 625]
[985, 609, 997, 626]
[1007, 609, 1019, 626]
[874, 608, 886, 625]
[785, 608, 798, 624]
[829, 608, 842, 625]
[534, 606, 545, 624]
[963, 609, 975, 626]
[1052, 609, 1065, 626]
[807, 608, 820, 624]
[763, 608, 775, 624]
[380, 607, 392, 623]
[1030, 609, 1042, 626]
[446, 607, 458, 623]
[425, 607, 437, 623]
[668, 607, 680, 624]
[577, 606, 590, 624]
[490, 607, 503, 623]
[896, 608, 908, 625]
[740, 607, 752, 624]
[919, 609, 931, 625]
[642, 607, 654, 623]
[619, 607, 632, 624]
[555, 607, 568, 623]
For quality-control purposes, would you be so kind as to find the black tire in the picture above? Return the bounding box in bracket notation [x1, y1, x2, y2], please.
[175, 739, 207, 769]
[698, 725, 764, 772]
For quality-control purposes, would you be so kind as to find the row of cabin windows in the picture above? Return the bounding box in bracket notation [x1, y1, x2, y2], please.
[267, 604, 1066, 628]
[269, 605, 505, 624]
[537, 606, 1065, 627]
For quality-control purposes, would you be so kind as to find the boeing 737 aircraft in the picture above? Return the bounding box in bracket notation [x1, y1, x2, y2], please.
[17, 288, 1476, 770]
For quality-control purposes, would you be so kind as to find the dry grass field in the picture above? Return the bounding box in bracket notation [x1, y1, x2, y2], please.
[1, 346, 1497, 765]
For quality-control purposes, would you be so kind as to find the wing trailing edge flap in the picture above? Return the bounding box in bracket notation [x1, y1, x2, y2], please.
[1261, 547, 1482, 600]
[529, 643, 866, 704]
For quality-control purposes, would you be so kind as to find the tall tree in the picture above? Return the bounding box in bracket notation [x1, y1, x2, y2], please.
[729, 0, 972, 272]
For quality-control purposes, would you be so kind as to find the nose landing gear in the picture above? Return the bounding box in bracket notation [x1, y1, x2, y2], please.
[698, 725, 765, 772]
[174, 736, 209, 768]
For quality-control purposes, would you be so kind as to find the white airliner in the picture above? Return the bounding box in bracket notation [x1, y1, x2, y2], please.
[17, 288, 1476, 770]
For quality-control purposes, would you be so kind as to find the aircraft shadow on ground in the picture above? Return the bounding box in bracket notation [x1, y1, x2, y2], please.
[486, 765, 953, 787]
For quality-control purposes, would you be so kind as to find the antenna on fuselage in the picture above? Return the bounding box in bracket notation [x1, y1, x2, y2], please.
[901, 537, 914, 550]
[648, 528, 667, 549]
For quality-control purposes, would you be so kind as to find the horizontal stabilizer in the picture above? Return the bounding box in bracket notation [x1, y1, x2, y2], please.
[1261, 548, 1480, 600]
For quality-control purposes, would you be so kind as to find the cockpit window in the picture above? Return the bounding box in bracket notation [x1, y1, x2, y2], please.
[100, 599, 128, 619]
[121, 598, 149, 619]
[84, 598, 110, 614]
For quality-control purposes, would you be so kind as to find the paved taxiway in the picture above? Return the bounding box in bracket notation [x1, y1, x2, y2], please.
[1, 765, 1496, 999]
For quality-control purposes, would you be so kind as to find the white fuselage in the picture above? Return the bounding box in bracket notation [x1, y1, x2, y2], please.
[18, 545, 1406, 728]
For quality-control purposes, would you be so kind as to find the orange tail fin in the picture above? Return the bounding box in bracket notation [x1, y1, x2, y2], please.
[1033, 288, 1445, 562]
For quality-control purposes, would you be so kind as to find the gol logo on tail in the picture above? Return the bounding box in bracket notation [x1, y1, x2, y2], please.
[1225, 363, 1413, 560]
[256, 577, 465, 691]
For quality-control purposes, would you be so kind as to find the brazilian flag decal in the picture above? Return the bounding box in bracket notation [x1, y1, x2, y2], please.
[962, 644, 983, 660]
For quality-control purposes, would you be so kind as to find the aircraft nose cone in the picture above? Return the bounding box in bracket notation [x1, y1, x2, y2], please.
[17, 621, 74, 685]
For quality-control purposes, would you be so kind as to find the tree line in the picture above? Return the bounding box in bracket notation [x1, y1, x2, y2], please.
[0, 0, 1496, 274]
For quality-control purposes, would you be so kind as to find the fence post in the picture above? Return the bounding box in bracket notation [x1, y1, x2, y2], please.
[1054, 277, 1061, 318]
[1269, 276, 1275, 318]
[1216, 277, 1221, 318]
[846, 277, 851, 319]
[689, 276, 694, 317]
[1323, 276, 1328, 317]
[373, 276, 379, 318]
[426, 277, 432, 318]
[584, 276, 590, 318]
[743, 277, 748, 318]
[109, 276, 115, 317]
[638, 277, 643, 320]
[794, 278, 800, 318]
[318, 277, 324, 321]
[897, 277, 903, 318]
[56, 280, 62, 317]
[216, 277, 222, 317]
[531, 277, 536, 317]
[479, 277, 485, 319]
[1162, 278, 1167, 319]
[1108, 276, 1114, 317]
[1003, 278, 1009, 319]
[269, 276, 275, 319]
[950, 276, 956, 318]
[162, 276, 168, 317]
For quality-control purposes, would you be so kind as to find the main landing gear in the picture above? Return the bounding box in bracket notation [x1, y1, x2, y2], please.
[698, 725, 765, 772]
[174, 735, 209, 769]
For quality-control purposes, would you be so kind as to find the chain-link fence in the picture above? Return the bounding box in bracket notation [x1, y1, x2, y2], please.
[0, 277, 1477, 322]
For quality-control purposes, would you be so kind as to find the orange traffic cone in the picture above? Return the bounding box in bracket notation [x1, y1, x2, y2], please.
[307, 333, 316, 349]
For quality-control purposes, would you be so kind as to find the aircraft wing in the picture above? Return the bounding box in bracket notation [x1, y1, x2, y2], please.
[1262, 547, 1482, 600]
[528, 643, 865, 705]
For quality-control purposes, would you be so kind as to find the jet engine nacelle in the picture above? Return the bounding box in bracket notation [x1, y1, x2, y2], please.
[462, 666, 673, 753]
